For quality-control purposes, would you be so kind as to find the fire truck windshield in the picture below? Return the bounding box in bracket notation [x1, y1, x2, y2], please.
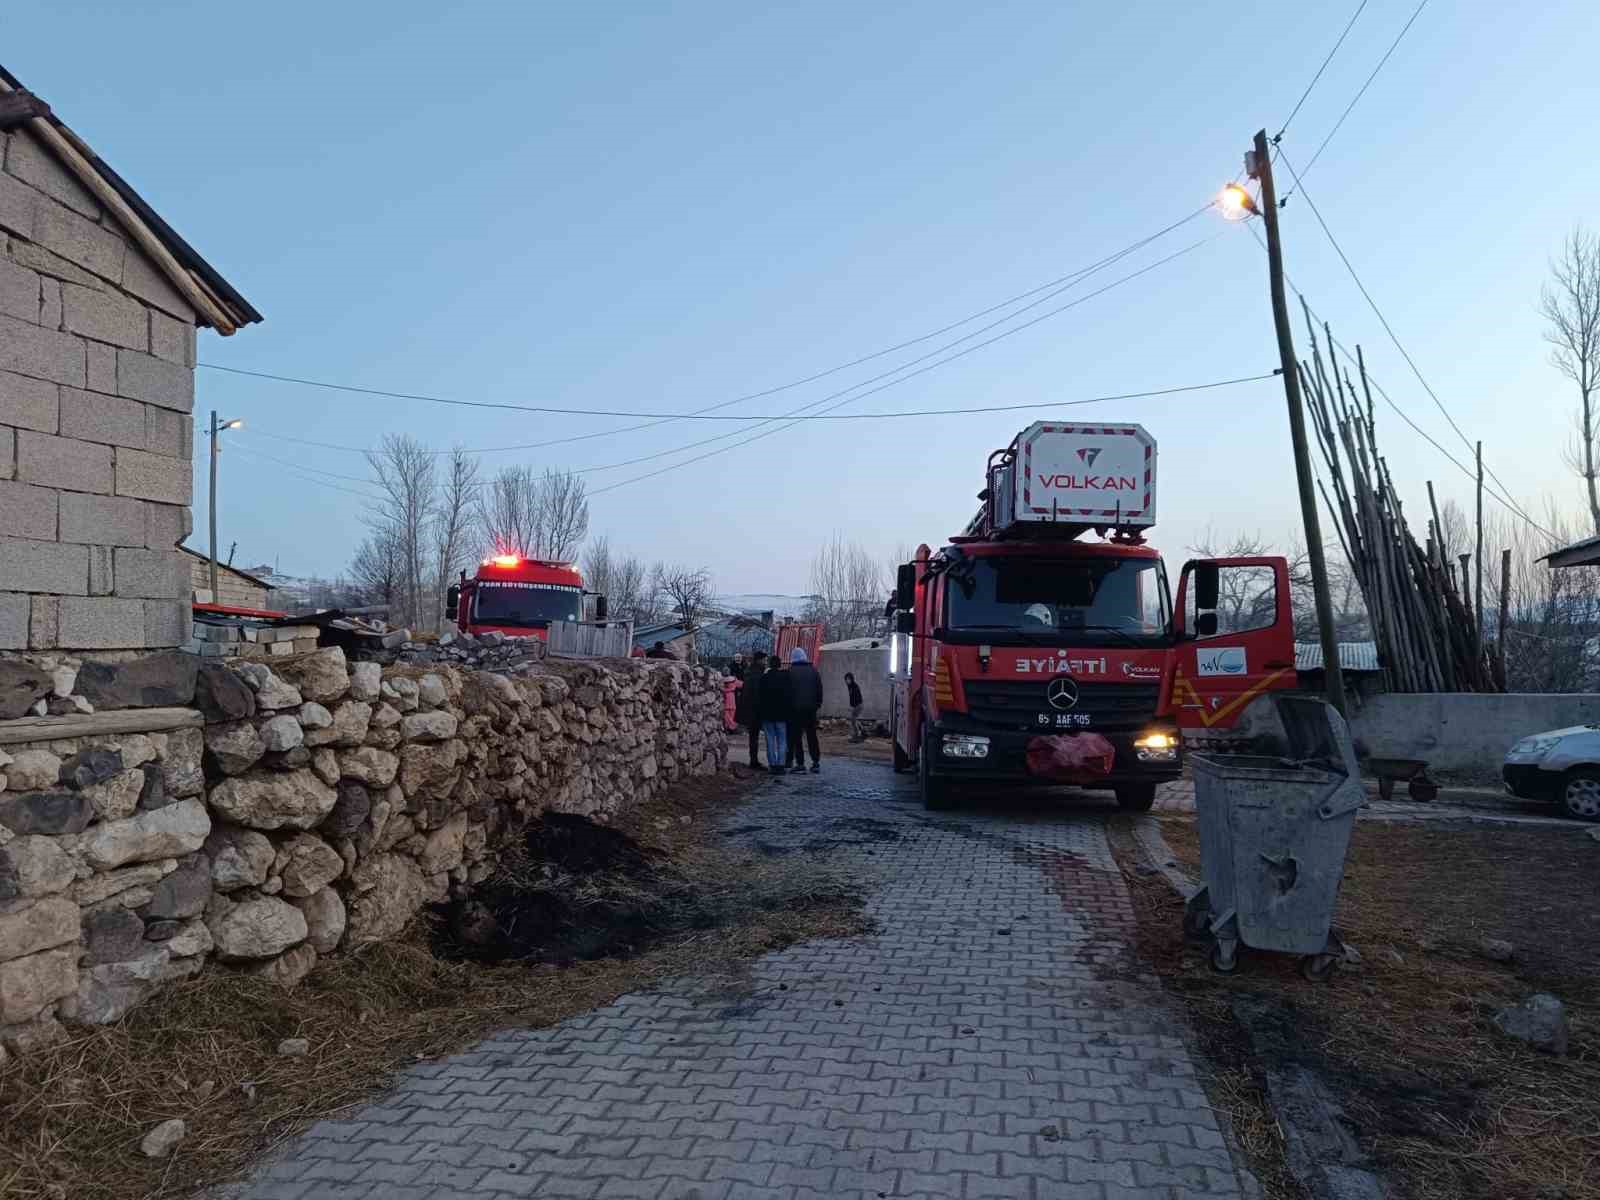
[944, 556, 1170, 644]
[472, 581, 582, 627]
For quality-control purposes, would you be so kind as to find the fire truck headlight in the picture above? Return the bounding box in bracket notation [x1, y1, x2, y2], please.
[1134, 729, 1180, 762]
[941, 734, 989, 759]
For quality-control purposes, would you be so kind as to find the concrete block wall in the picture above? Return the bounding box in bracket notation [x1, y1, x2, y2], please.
[0, 126, 198, 652]
[185, 555, 271, 611]
[817, 643, 891, 720]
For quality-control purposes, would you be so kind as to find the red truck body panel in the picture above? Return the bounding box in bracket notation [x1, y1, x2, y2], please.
[891, 426, 1297, 804]
[454, 555, 584, 640]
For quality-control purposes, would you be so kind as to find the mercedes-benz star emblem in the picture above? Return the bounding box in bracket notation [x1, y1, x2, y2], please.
[1046, 676, 1079, 711]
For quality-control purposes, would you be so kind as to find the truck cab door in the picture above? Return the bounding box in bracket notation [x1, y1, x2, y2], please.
[1170, 557, 1297, 732]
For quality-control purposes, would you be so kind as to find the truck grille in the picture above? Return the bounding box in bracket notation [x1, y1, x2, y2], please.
[961, 679, 1160, 733]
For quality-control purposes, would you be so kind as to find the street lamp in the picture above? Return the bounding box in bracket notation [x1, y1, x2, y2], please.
[1218, 182, 1259, 221]
[1224, 131, 1347, 715]
[209, 412, 244, 600]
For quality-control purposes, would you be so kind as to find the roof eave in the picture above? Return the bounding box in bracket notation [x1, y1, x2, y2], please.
[0, 65, 261, 332]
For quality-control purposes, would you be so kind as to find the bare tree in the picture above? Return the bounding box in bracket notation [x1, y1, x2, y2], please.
[477, 466, 589, 561]
[582, 535, 614, 599]
[652, 563, 714, 660]
[431, 448, 480, 632]
[366, 434, 436, 629]
[1482, 501, 1600, 693]
[805, 533, 889, 640]
[349, 528, 404, 610]
[535, 468, 589, 562]
[1543, 226, 1600, 534]
[610, 554, 654, 625]
[477, 465, 539, 559]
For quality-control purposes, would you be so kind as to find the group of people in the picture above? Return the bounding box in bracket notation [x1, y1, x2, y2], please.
[728, 649, 867, 775]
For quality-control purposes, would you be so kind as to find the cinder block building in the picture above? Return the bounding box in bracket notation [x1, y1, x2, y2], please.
[0, 66, 259, 652]
[180, 546, 274, 611]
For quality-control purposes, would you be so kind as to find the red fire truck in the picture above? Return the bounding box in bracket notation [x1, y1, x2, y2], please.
[446, 554, 600, 640]
[888, 422, 1298, 811]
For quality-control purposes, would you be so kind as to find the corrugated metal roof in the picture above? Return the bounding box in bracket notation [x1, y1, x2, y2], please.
[1294, 641, 1381, 672]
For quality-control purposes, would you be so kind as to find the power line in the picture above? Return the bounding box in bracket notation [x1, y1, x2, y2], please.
[1275, 0, 1370, 142]
[202, 204, 1214, 439]
[231, 225, 1219, 477]
[225, 446, 384, 500]
[572, 235, 1220, 478]
[1240, 221, 1553, 539]
[229, 440, 384, 486]
[229, 367, 1273, 494]
[1273, 149, 1545, 533]
[1287, 0, 1430, 193]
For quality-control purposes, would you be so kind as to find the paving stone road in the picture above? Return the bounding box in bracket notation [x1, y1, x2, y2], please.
[221, 759, 1255, 1199]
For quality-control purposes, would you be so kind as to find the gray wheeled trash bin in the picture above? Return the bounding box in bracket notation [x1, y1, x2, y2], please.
[1183, 695, 1363, 981]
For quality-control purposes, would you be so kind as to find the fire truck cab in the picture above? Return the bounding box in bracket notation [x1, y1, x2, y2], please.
[446, 554, 600, 640]
[888, 422, 1298, 811]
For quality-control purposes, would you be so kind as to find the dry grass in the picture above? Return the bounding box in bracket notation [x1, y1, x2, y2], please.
[1122, 816, 1600, 1200]
[0, 772, 868, 1200]
[1107, 823, 1305, 1200]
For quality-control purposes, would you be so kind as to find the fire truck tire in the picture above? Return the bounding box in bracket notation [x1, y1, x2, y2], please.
[919, 734, 954, 811]
[1114, 784, 1157, 812]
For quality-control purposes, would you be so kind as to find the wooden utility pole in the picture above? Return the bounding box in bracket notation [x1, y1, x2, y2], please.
[1497, 547, 1511, 689]
[1249, 129, 1348, 715]
[208, 411, 220, 598]
[1475, 441, 1484, 652]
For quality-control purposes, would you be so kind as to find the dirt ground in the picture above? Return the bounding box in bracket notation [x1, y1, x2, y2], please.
[1112, 815, 1600, 1200]
[0, 771, 867, 1200]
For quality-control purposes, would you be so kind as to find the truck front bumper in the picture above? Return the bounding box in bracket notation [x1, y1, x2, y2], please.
[924, 724, 1181, 788]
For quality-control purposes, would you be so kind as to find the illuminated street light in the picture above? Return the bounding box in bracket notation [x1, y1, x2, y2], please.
[1218, 182, 1259, 220]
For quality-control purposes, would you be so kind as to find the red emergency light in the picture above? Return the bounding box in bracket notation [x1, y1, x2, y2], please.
[483, 554, 521, 567]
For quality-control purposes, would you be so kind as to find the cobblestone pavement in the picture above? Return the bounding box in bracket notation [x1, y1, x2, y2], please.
[222, 759, 1253, 1199]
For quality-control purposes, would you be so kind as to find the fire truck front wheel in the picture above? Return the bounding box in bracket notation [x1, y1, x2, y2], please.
[1114, 783, 1157, 813]
[919, 733, 955, 811]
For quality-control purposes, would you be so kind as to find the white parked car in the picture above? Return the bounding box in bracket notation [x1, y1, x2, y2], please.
[1503, 726, 1600, 821]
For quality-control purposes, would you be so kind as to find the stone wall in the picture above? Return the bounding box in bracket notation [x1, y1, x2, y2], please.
[0, 650, 727, 1055]
[1, 123, 199, 652]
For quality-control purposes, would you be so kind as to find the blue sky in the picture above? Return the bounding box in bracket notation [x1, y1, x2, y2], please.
[7, 1, 1597, 591]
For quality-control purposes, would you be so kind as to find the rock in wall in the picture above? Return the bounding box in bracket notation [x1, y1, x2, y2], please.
[0, 649, 727, 1055]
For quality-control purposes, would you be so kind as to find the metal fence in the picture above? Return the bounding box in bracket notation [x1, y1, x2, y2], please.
[545, 619, 635, 659]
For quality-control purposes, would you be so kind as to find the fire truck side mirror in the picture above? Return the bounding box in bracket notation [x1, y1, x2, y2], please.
[1194, 562, 1219, 612]
[595, 595, 609, 622]
[895, 564, 916, 610]
[1195, 611, 1218, 637]
[895, 611, 915, 635]
[444, 584, 460, 618]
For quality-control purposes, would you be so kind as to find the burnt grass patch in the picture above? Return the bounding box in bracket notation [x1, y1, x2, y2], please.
[0, 772, 868, 1200]
[433, 808, 864, 966]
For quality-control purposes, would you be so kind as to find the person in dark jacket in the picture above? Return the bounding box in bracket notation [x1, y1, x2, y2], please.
[845, 672, 866, 742]
[786, 647, 824, 773]
[645, 641, 672, 659]
[756, 655, 792, 776]
[733, 651, 766, 768]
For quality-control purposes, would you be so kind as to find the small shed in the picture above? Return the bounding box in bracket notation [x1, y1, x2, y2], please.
[180, 546, 273, 610]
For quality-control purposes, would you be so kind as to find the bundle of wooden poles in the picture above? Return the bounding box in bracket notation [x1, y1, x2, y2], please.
[1298, 303, 1501, 693]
